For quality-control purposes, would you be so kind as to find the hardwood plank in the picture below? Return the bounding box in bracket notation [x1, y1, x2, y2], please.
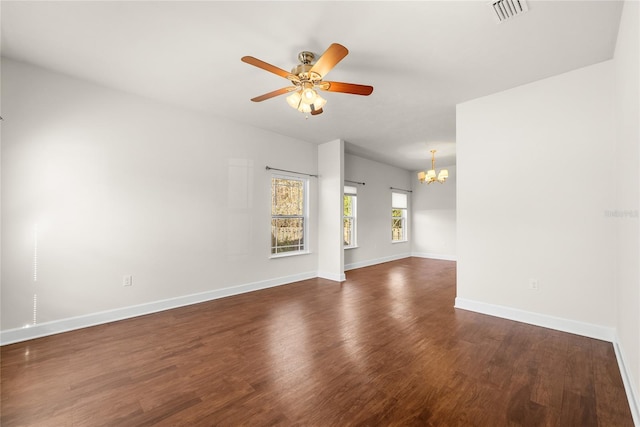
[592, 340, 635, 427]
[0, 258, 633, 426]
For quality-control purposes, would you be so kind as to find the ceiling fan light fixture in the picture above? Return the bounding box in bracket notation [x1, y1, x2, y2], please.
[242, 43, 373, 117]
[286, 89, 326, 114]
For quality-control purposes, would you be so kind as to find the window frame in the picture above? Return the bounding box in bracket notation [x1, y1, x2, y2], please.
[343, 188, 357, 249]
[270, 174, 309, 257]
[391, 192, 408, 243]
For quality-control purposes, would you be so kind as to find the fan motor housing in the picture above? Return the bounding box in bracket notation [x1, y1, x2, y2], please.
[298, 51, 314, 64]
[291, 63, 312, 76]
[291, 51, 323, 81]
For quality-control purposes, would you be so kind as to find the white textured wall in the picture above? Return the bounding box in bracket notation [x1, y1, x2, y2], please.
[456, 60, 616, 327]
[343, 154, 412, 270]
[1, 59, 319, 331]
[411, 165, 456, 260]
[613, 0, 640, 417]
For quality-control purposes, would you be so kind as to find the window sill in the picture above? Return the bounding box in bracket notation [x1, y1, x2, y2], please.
[270, 250, 311, 259]
[344, 246, 359, 250]
[392, 240, 408, 244]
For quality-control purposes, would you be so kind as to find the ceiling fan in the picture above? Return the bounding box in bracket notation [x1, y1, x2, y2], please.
[241, 43, 373, 116]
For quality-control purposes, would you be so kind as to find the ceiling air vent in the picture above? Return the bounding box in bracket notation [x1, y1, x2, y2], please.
[490, 0, 529, 23]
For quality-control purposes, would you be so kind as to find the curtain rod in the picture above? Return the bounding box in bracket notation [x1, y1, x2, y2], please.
[345, 180, 365, 186]
[265, 166, 318, 178]
[390, 186, 412, 193]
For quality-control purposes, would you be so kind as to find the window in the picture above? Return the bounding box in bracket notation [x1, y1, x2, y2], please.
[271, 176, 308, 255]
[343, 186, 357, 248]
[391, 192, 408, 242]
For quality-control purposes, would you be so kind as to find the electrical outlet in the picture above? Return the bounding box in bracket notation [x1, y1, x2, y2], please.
[123, 275, 133, 287]
[528, 278, 539, 290]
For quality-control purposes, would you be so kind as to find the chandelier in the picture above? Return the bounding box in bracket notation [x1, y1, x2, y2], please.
[417, 150, 448, 184]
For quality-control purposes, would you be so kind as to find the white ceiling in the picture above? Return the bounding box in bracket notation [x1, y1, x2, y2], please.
[0, 1, 623, 171]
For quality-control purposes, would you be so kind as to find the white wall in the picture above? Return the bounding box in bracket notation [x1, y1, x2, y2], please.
[613, 1, 640, 420]
[317, 139, 345, 281]
[411, 165, 456, 260]
[343, 153, 412, 270]
[1, 58, 319, 334]
[456, 60, 617, 330]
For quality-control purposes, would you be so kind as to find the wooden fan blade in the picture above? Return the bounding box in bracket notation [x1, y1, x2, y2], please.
[251, 87, 297, 102]
[242, 56, 292, 79]
[319, 81, 374, 96]
[309, 43, 348, 78]
[310, 107, 323, 116]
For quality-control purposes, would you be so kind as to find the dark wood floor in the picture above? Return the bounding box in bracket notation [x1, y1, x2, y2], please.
[1, 258, 633, 426]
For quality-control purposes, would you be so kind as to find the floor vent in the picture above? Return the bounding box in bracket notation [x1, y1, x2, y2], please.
[490, 0, 529, 23]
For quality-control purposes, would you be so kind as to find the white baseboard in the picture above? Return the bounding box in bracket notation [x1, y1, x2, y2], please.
[0, 271, 317, 345]
[411, 252, 457, 261]
[454, 297, 616, 342]
[317, 271, 346, 282]
[613, 337, 640, 426]
[344, 253, 411, 271]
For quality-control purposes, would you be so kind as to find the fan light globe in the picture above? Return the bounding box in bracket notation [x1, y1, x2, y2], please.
[299, 103, 312, 113]
[314, 94, 327, 109]
[301, 88, 318, 104]
[286, 91, 302, 109]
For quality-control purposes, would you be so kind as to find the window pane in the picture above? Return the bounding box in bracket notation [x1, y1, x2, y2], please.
[271, 217, 304, 254]
[344, 195, 352, 216]
[392, 218, 404, 241]
[343, 218, 353, 246]
[391, 192, 407, 242]
[271, 176, 307, 255]
[272, 178, 304, 216]
[343, 192, 357, 248]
